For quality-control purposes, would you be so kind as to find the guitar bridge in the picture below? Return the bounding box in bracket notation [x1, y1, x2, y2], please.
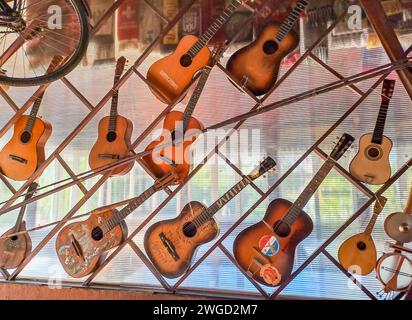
[9, 155, 27, 164]
[159, 232, 179, 261]
[98, 154, 120, 160]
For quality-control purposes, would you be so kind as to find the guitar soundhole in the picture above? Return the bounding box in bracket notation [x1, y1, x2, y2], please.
[263, 40, 278, 55]
[20, 131, 31, 143]
[10, 236, 18, 241]
[357, 241, 367, 251]
[273, 220, 291, 238]
[367, 147, 380, 159]
[91, 227, 104, 241]
[106, 131, 117, 142]
[180, 54, 192, 67]
[182, 222, 197, 238]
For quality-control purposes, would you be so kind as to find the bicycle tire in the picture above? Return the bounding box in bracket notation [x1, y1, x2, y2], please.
[0, 0, 90, 87]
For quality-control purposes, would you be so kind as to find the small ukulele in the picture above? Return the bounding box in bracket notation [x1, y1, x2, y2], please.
[233, 134, 354, 287]
[349, 79, 396, 185]
[384, 184, 412, 244]
[56, 171, 178, 278]
[142, 64, 213, 183]
[0, 56, 62, 181]
[147, 0, 244, 104]
[0, 182, 38, 269]
[338, 195, 387, 275]
[144, 157, 277, 278]
[226, 0, 308, 96]
[89, 56, 134, 176]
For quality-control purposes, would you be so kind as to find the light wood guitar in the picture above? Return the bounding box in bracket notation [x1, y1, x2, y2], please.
[233, 134, 354, 287]
[349, 79, 395, 185]
[56, 172, 178, 278]
[142, 65, 213, 183]
[0, 56, 62, 181]
[226, 0, 307, 96]
[89, 56, 134, 176]
[144, 157, 277, 278]
[0, 183, 38, 269]
[146, 0, 244, 104]
[338, 195, 387, 276]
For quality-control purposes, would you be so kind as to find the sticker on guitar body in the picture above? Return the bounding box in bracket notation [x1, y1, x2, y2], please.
[258, 235, 280, 257]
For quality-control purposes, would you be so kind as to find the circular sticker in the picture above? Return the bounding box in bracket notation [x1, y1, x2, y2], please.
[260, 264, 281, 286]
[258, 235, 280, 257]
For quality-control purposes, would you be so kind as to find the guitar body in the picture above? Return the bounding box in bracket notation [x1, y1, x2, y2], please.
[147, 35, 211, 104]
[89, 115, 134, 176]
[233, 199, 313, 287]
[0, 222, 32, 269]
[349, 133, 393, 185]
[142, 111, 203, 183]
[144, 201, 219, 278]
[338, 233, 377, 275]
[55, 209, 127, 278]
[226, 22, 299, 96]
[0, 115, 51, 181]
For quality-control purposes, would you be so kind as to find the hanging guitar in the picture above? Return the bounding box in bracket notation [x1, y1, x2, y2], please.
[89, 56, 134, 176]
[226, 0, 308, 96]
[142, 62, 217, 183]
[0, 182, 38, 269]
[56, 171, 178, 278]
[376, 242, 412, 299]
[233, 134, 354, 287]
[338, 195, 387, 275]
[349, 79, 395, 185]
[0, 56, 62, 181]
[384, 184, 412, 244]
[146, 0, 245, 104]
[144, 157, 277, 278]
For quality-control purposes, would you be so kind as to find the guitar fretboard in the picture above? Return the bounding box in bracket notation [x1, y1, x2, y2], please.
[109, 59, 126, 134]
[24, 94, 45, 134]
[372, 100, 389, 145]
[275, 0, 308, 42]
[188, 0, 242, 58]
[283, 158, 335, 225]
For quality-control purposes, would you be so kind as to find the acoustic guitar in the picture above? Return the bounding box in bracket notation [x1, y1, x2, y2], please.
[146, 0, 244, 104]
[144, 157, 277, 278]
[0, 182, 38, 269]
[338, 195, 387, 276]
[142, 65, 212, 184]
[233, 134, 354, 287]
[56, 172, 178, 278]
[0, 56, 62, 181]
[226, 0, 308, 96]
[384, 184, 412, 244]
[349, 79, 395, 185]
[89, 56, 134, 176]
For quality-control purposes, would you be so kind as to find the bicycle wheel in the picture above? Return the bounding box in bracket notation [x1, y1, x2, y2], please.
[0, 0, 89, 86]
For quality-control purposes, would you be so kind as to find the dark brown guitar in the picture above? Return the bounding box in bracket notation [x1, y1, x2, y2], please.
[144, 157, 277, 278]
[0, 182, 38, 269]
[226, 0, 307, 96]
[233, 134, 354, 287]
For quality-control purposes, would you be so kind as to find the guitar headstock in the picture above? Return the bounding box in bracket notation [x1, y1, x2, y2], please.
[115, 56, 127, 77]
[330, 133, 354, 161]
[154, 171, 180, 190]
[24, 182, 39, 201]
[374, 195, 388, 215]
[248, 157, 277, 181]
[381, 79, 396, 102]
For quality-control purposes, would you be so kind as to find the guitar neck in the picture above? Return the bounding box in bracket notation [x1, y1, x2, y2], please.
[405, 185, 412, 215]
[188, 0, 241, 57]
[286, 158, 335, 223]
[108, 76, 121, 133]
[194, 176, 252, 226]
[372, 100, 389, 144]
[276, 0, 308, 42]
[24, 93, 45, 133]
[182, 66, 212, 132]
[364, 212, 380, 235]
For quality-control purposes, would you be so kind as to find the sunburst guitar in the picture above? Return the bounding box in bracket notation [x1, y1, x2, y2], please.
[349, 79, 395, 185]
[338, 196, 387, 275]
[226, 0, 307, 96]
[89, 56, 134, 176]
[146, 0, 245, 104]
